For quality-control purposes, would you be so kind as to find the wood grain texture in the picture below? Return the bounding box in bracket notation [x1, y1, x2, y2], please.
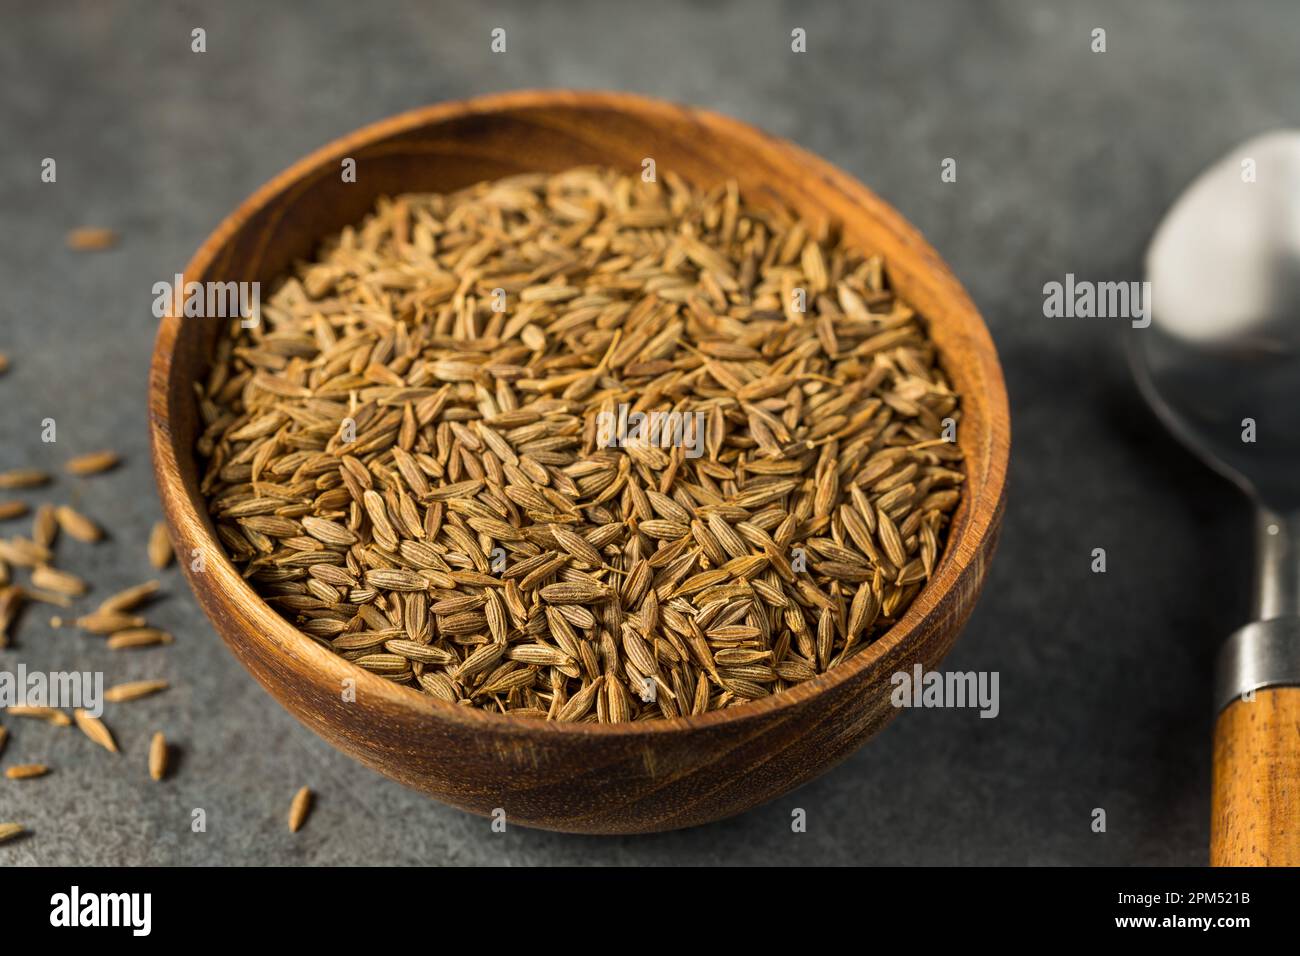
[148, 90, 1010, 833]
[1211, 687, 1300, 865]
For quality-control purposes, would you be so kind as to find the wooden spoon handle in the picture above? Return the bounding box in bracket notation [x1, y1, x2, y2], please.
[1211, 686, 1300, 865]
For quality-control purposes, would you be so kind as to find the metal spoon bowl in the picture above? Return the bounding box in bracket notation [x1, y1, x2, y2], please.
[1134, 132, 1300, 655]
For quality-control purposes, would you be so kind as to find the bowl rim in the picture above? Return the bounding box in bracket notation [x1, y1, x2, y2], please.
[149, 88, 1010, 739]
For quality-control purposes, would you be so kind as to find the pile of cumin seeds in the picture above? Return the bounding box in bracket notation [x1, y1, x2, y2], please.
[196, 166, 964, 722]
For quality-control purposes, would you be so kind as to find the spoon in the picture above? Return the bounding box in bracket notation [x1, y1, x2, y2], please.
[1133, 131, 1300, 866]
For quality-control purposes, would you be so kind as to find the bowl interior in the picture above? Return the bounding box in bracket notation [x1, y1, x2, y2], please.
[155, 91, 1008, 734]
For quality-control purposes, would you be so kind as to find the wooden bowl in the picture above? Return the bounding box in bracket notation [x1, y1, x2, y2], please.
[149, 90, 1009, 834]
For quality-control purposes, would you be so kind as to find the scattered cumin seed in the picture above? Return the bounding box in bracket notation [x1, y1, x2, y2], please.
[0, 823, 25, 844]
[148, 732, 167, 781]
[30, 565, 88, 597]
[24, 587, 72, 607]
[5, 706, 70, 726]
[5, 764, 49, 780]
[54, 505, 103, 542]
[65, 450, 120, 476]
[0, 724, 7, 759]
[0, 586, 22, 647]
[147, 521, 173, 569]
[72, 709, 118, 753]
[0, 537, 49, 567]
[106, 628, 173, 650]
[97, 580, 160, 614]
[75, 610, 146, 633]
[32, 504, 57, 549]
[66, 227, 117, 251]
[104, 680, 169, 703]
[288, 786, 312, 832]
[0, 469, 49, 490]
[0, 501, 28, 521]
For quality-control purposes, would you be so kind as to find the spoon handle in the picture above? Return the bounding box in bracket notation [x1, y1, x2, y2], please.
[1211, 686, 1300, 865]
[1251, 508, 1300, 619]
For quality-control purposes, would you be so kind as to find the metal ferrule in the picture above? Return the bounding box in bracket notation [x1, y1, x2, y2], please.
[1214, 618, 1300, 712]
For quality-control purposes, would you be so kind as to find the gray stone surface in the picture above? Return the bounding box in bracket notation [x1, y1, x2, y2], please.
[1, 0, 1291, 865]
